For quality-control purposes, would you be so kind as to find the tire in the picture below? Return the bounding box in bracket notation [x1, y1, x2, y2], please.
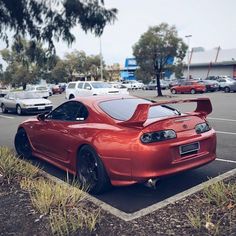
[16, 105, 22, 115]
[77, 145, 110, 194]
[224, 87, 230, 93]
[171, 89, 176, 94]
[14, 128, 32, 158]
[69, 94, 75, 100]
[1, 104, 8, 113]
[190, 89, 196, 94]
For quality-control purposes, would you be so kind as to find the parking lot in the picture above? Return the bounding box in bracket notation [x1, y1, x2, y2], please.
[0, 90, 236, 218]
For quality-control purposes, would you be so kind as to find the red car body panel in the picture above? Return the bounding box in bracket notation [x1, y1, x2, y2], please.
[17, 95, 216, 187]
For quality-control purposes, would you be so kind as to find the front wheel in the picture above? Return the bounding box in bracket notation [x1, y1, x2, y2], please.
[171, 89, 176, 94]
[14, 129, 32, 158]
[224, 87, 230, 93]
[190, 89, 196, 94]
[16, 105, 22, 115]
[77, 145, 110, 194]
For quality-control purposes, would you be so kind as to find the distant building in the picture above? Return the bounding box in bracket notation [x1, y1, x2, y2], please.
[183, 48, 236, 79]
[120, 58, 138, 81]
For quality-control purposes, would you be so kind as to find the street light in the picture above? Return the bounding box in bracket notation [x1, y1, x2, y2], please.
[99, 37, 103, 81]
[185, 34, 192, 79]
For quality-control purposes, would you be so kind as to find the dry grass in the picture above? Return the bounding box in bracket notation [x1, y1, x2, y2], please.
[0, 146, 100, 235]
[186, 180, 236, 235]
[0, 146, 39, 183]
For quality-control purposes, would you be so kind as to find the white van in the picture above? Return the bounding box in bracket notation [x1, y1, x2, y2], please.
[66, 81, 128, 99]
[26, 85, 50, 99]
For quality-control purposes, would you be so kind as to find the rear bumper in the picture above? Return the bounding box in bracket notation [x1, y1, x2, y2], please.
[104, 129, 216, 186]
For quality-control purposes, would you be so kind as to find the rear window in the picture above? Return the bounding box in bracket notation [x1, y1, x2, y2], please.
[99, 98, 178, 121]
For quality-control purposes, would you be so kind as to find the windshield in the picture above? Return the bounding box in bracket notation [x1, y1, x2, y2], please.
[91, 82, 112, 89]
[14, 92, 41, 99]
[99, 98, 179, 121]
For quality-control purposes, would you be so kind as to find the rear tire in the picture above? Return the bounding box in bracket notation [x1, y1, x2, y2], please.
[69, 94, 75, 99]
[1, 104, 8, 113]
[77, 145, 110, 194]
[190, 89, 196, 94]
[224, 87, 230, 93]
[171, 89, 176, 94]
[14, 129, 32, 158]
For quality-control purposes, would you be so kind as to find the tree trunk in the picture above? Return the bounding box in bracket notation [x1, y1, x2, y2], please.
[156, 71, 163, 96]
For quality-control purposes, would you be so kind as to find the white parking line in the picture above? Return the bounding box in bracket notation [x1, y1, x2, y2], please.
[208, 117, 236, 122]
[0, 114, 14, 119]
[216, 158, 236, 164]
[216, 131, 236, 135]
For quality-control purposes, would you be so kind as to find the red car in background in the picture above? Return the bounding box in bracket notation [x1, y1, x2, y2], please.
[14, 95, 216, 194]
[171, 81, 206, 94]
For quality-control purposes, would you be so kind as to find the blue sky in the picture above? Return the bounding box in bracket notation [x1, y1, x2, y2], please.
[1, 0, 236, 67]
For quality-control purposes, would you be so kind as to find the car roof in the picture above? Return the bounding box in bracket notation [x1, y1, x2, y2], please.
[72, 95, 136, 106]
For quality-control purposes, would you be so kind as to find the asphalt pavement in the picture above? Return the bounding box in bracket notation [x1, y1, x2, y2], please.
[0, 90, 236, 214]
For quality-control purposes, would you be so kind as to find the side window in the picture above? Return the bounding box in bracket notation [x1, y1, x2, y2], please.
[68, 83, 76, 89]
[8, 93, 15, 99]
[84, 83, 92, 90]
[77, 82, 84, 89]
[47, 101, 88, 121]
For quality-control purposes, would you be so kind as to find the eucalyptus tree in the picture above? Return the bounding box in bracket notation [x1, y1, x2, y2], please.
[133, 23, 187, 96]
[0, 0, 117, 50]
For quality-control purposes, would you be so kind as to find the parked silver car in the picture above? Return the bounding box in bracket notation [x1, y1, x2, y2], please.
[217, 77, 236, 92]
[0, 91, 53, 115]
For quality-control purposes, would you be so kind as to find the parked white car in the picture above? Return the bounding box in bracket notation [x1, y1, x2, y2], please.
[121, 80, 144, 89]
[26, 85, 50, 98]
[0, 91, 53, 115]
[66, 81, 128, 99]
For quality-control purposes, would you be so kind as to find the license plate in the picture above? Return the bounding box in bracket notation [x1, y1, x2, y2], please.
[180, 142, 200, 155]
[38, 106, 45, 110]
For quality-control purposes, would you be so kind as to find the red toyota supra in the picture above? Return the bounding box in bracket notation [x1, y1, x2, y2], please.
[15, 95, 216, 194]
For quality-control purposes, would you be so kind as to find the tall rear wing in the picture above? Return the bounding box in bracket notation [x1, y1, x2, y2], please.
[119, 98, 212, 127]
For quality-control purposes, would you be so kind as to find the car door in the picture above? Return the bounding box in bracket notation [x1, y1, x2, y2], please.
[82, 82, 93, 96]
[4, 93, 16, 111]
[218, 79, 226, 89]
[30, 101, 89, 164]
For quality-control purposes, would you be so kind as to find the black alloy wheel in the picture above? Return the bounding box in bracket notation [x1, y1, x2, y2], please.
[14, 129, 32, 158]
[77, 145, 110, 194]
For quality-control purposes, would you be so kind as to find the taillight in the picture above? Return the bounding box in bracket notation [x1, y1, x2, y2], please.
[140, 130, 176, 144]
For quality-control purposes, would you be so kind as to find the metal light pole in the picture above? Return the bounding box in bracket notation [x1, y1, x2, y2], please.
[185, 35, 192, 79]
[100, 37, 103, 81]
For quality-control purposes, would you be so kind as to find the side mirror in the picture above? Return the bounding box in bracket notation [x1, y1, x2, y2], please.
[85, 86, 91, 90]
[37, 113, 46, 121]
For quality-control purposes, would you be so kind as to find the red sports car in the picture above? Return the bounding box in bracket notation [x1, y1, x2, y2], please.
[15, 95, 216, 194]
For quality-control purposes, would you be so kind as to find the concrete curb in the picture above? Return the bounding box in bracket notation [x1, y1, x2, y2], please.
[40, 167, 236, 222]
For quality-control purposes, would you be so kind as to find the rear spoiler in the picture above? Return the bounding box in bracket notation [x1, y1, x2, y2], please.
[119, 98, 212, 127]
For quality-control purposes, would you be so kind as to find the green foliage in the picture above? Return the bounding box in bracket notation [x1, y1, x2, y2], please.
[133, 23, 187, 96]
[0, 0, 117, 50]
[0, 37, 59, 87]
